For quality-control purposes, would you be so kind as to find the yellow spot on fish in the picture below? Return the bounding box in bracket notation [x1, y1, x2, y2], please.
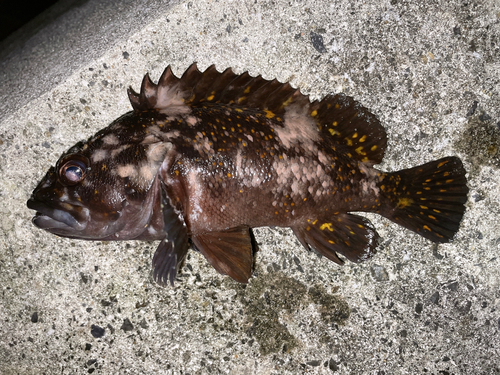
[329, 128, 339, 136]
[359, 135, 367, 142]
[235, 108, 243, 113]
[311, 110, 318, 117]
[328, 240, 335, 244]
[227, 173, 232, 178]
[437, 161, 448, 168]
[320, 222, 333, 231]
[207, 94, 215, 101]
[352, 132, 358, 138]
[371, 145, 378, 151]
[332, 121, 338, 126]
[397, 197, 414, 208]
[355, 146, 366, 155]
[101, 164, 107, 170]
[423, 225, 431, 231]
[264, 110, 275, 119]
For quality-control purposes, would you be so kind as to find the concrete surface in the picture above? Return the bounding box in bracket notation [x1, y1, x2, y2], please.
[1, 0, 499, 374]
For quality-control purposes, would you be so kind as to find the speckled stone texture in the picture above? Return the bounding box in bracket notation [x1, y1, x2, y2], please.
[1, 0, 499, 374]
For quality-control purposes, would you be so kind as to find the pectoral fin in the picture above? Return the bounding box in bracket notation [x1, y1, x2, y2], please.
[152, 183, 189, 286]
[293, 213, 379, 264]
[191, 226, 255, 283]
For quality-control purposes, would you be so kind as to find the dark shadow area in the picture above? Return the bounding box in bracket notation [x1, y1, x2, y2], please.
[0, 0, 60, 42]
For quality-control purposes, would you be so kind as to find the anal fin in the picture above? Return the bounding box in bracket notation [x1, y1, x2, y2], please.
[293, 214, 379, 264]
[191, 226, 255, 283]
[152, 182, 189, 286]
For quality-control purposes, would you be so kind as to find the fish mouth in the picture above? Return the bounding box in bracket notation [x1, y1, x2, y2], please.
[27, 198, 88, 233]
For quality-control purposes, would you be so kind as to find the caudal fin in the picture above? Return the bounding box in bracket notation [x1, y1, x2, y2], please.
[378, 156, 468, 242]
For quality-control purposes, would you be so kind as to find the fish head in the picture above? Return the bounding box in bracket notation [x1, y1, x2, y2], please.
[27, 140, 130, 239]
[27, 114, 173, 240]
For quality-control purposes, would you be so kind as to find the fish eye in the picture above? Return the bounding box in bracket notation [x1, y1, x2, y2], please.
[58, 155, 89, 186]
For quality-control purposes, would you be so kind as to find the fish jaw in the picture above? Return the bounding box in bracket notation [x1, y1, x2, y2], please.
[28, 198, 89, 234]
[26, 167, 121, 240]
[27, 167, 91, 237]
[27, 164, 167, 241]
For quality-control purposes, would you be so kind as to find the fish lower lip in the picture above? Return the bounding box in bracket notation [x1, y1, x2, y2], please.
[27, 199, 87, 231]
[32, 213, 75, 231]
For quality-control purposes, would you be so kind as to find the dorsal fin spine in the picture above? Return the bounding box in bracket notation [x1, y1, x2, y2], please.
[127, 63, 387, 165]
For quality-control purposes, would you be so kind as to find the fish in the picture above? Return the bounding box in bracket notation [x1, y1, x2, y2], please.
[27, 63, 469, 285]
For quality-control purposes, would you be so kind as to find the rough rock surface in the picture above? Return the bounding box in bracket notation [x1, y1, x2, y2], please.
[1, 0, 499, 373]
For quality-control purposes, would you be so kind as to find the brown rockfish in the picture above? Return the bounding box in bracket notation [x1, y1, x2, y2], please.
[27, 63, 468, 285]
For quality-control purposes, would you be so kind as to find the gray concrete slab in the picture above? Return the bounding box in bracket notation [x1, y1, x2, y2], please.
[1, 0, 499, 374]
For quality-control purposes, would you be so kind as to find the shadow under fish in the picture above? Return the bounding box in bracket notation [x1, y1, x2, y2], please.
[27, 63, 469, 285]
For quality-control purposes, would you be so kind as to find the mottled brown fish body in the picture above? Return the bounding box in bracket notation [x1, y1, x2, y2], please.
[27, 63, 468, 285]
[160, 106, 380, 231]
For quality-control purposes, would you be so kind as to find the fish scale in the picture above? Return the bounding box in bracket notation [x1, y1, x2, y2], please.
[27, 63, 468, 285]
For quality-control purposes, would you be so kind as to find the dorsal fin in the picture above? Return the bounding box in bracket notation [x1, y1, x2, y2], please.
[127, 63, 387, 165]
[310, 94, 387, 165]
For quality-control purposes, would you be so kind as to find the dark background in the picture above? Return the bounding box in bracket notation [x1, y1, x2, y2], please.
[0, 0, 59, 42]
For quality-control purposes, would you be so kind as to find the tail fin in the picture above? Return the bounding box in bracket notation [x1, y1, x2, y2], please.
[378, 156, 468, 243]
